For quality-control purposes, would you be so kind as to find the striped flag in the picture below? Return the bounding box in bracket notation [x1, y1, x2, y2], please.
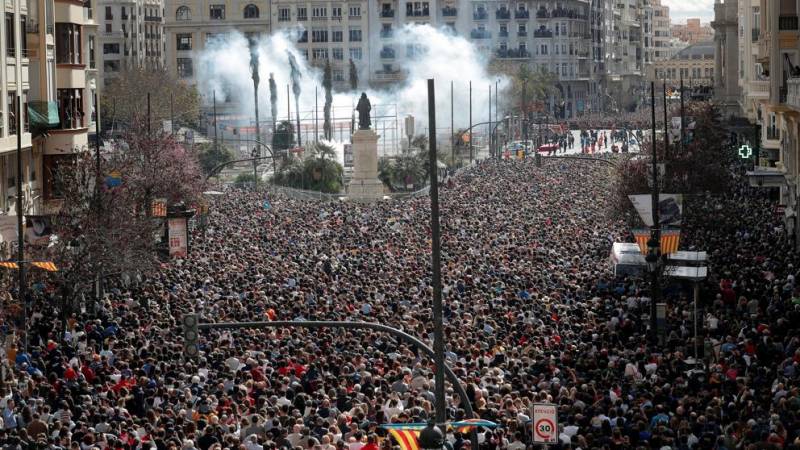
[31, 261, 58, 272]
[152, 199, 168, 217]
[632, 229, 681, 256]
[451, 419, 499, 434]
[387, 429, 421, 450]
[0, 261, 19, 269]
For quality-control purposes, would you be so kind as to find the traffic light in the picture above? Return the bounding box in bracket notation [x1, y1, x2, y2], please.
[182, 314, 199, 358]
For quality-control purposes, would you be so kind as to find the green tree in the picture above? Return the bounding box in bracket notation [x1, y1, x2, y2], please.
[196, 142, 234, 176]
[271, 142, 343, 193]
[323, 61, 333, 140]
[511, 65, 557, 117]
[273, 120, 295, 154]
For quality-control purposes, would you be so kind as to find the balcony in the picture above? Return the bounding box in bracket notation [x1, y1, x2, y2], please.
[442, 7, 456, 17]
[373, 70, 404, 82]
[470, 29, 491, 39]
[517, 30, 527, 37]
[752, 28, 760, 42]
[516, 9, 530, 19]
[498, 30, 509, 37]
[121, 13, 128, 19]
[380, 9, 394, 18]
[495, 48, 530, 59]
[407, 9, 430, 17]
[496, 9, 510, 20]
[380, 49, 395, 59]
[535, 8, 548, 18]
[533, 28, 553, 38]
[787, 78, 800, 110]
[473, 10, 488, 20]
[551, 8, 586, 20]
[779, 15, 798, 31]
[380, 29, 393, 38]
[145, 16, 161, 22]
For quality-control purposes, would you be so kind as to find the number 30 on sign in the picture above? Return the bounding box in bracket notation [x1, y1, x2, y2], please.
[532, 403, 559, 444]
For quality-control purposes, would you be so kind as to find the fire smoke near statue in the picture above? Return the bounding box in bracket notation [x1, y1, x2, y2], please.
[197, 25, 509, 155]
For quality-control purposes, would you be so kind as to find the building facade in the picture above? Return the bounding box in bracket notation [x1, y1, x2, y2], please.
[671, 18, 713, 44]
[711, 0, 739, 117]
[97, 0, 165, 87]
[650, 41, 714, 86]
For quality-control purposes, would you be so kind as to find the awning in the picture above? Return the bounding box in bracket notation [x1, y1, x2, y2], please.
[28, 101, 60, 129]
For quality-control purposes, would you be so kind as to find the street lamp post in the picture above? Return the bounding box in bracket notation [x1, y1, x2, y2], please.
[648, 81, 661, 346]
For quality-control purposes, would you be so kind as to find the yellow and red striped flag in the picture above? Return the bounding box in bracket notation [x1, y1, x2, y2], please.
[31, 261, 58, 272]
[387, 429, 421, 450]
[152, 199, 167, 217]
[0, 262, 19, 269]
[632, 229, 681, 256]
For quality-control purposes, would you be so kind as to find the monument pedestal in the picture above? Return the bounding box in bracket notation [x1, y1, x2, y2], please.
[347, 129, 385, 201]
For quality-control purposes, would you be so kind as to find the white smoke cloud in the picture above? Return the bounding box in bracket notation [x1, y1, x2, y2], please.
[196, 24, 510, 156]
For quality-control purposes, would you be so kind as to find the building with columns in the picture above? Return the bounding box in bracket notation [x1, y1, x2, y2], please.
[711, 0, 739, 118]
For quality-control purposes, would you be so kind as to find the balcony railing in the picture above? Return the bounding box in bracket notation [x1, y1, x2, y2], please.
[498, 30, 509, 37]
[380, 49, 395, 59]
[473, 10, 488, 20]
[787, 78, 800, 110]
[535, 8, 548, 18]
[380, 30, 393, 38]
[551, 8, 586, 20]
[495, 48, 530, 59]
[516, 9, 530, 19]
[442, 7, 456, 17]
[407, 9, 430, 17]
[380, 9, 394, 18]
[779, 15, 798, 31]
[470, 29, 491, 39]
[145, 16, 161, 22]
[533, 29, 553, 38]
[496, 9, 510, 20]
[517, 30, 527, 37]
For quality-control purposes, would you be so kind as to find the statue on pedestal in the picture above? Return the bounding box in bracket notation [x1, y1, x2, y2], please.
[356, 93, 371, 130]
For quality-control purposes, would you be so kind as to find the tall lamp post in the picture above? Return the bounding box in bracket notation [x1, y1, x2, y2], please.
[647, 81, 662, 346]
[249, 43, 261, 189]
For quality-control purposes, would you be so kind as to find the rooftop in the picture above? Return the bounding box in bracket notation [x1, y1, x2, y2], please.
[672, 41, 714, 60]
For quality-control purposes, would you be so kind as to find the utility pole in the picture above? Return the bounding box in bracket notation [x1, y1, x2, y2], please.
[649, 81, 661, 346]
[425, 78, 446, 432]
[147, 92, 151, 134]
[663, 81, 669, 164]
[315, 86, 319, 143]
[488, 85, 492, 159]
[213, 90, 218, 152]
[469, 81, 472, 163]
[495, 80, 499, 159]
[451, 81, 454, 165]
[250, 45, 260, 189]
[15, 95, 26, 353]
[287, 84, 291, 145]
[170, 93, 174, 134]
[680, 73, 685, 151]
[522, 80, 528, 155]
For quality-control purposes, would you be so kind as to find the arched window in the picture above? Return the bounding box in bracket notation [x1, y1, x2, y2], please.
[244, 4, 259, 18]
[176, 6, 191, 21]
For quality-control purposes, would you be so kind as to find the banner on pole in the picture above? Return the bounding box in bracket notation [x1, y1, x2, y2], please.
[628, 194, 683, 227]
[168, 218, 188, 258]
[632, 228, 681, 255]
[532, 403, 558, 444]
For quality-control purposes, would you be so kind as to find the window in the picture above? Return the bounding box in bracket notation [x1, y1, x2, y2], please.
[312, 48, 328, 60]
[348, 27, 361, 41]
[105, 23, 111, 33]
[333, 48, 343, 60]
[7, 92, 16, 135]
[333, 69, 344, 81]
[312, 7, 326, 18]
[244, 4, 259, 18]
[406, 2, 429, 16]
[332, 29, 343, 42]
[176, 6, 191, 21]
[103, 43, 120, 54]
[177, 58, 193, 77]
[349, 5, 360, 17]
[20, 15, 26, 57]
[297, 7, 307, 20]
[349, 47, 362, 60]
[540, 44, 547, 55]
[57, 89, 84, 129]
[103, 60, 120, 72]
[55, 23, 82, 64]
[89, 35, 95, 68]
[332, 7, 342, 18]
[177, 33, 192, 50]
[301, 49, 308, 60]
[312, 29, 328, 42]
[5, 14, 14, 57]
[278, 7, 290, 21]
[105, 6, 112, 19]
[209, 5, 225, 20]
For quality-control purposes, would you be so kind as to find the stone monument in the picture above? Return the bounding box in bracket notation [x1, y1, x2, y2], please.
[348, 93, 385, 201]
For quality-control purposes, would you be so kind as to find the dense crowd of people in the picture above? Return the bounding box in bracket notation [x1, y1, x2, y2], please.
[1, 156, 799, 450]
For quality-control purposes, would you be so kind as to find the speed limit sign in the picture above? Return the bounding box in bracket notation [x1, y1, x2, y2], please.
[532, 403, 558, 444]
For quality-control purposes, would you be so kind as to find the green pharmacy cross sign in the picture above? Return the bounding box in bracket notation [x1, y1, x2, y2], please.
[738, 144, 753, 159]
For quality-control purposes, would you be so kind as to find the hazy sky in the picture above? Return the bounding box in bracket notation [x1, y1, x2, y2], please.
[662, 0, 715, 24]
